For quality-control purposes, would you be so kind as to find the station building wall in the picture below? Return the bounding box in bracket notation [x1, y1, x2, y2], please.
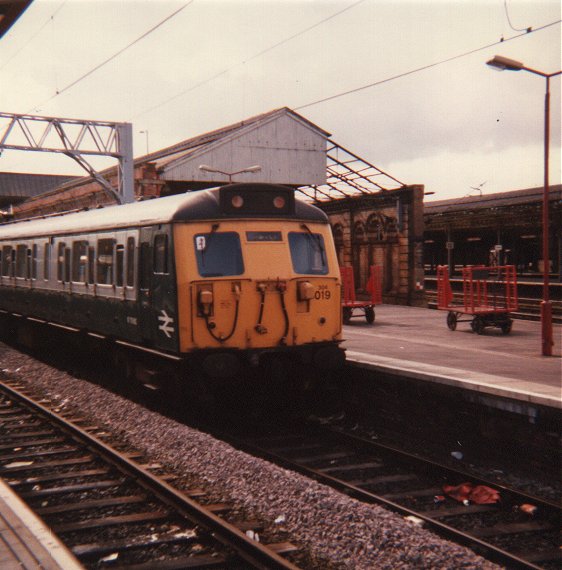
[320, 185, 425, 306]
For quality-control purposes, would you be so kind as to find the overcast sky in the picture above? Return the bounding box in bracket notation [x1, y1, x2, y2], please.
[0, 0, 560, 201]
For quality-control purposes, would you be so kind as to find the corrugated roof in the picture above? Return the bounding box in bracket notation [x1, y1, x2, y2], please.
[0, 172, 78, 199]
[425, 185, 562, 215]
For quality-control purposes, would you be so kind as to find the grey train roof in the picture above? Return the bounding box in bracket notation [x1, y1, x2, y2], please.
[0, 184, 328, 240]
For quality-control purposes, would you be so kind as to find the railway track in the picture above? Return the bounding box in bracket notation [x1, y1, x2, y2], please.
[0, 380, 301, 570]
[229, 424, 561, 570]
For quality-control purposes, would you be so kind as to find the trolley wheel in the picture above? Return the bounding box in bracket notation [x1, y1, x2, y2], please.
[343, 307, 353, 325]
[365, 306, 375, 324]
[446, 311, 457, 331]
[501, 319, 513, 334]
[471, 316, 485, 335]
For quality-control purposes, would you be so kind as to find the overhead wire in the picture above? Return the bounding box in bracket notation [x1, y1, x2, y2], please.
[129, 0, 367, 119]
[294, 20, 561, 111]
[504, 0, 531, 33]
[0, 0, 69, 73]
[30, 0, 194, 112]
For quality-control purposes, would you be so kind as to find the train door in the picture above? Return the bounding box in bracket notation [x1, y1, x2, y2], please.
[137, 226, 178, 352]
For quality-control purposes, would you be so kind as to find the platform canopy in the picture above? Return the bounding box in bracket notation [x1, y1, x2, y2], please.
[296, 141, 405, 203]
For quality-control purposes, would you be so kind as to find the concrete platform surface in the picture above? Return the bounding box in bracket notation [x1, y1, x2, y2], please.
[342, 305, 561, 409]
[0, 478, 82, 570]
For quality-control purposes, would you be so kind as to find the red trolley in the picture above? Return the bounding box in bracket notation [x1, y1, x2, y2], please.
[340, 265, 382, 324]
[437, 265, 518, 334]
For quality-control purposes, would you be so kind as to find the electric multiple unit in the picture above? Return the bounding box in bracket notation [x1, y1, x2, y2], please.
[0, 184, 344, 385]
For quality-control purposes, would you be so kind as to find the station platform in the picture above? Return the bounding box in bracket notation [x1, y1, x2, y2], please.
[342, 305, 561, 410]
[0, 478, 82, 570]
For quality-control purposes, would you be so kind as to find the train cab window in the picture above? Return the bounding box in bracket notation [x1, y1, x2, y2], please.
[2, 245, 14, 277]
[288, 232, 328, 275]
[116, 245, 125, 287]
[153, 234, 168, 274]
[126, 237, 135, 287]
[97, 239, 115, 285]
[194, 232, 244, 277]
[15, 245, 28, 278]
[72, 241, 89, 283]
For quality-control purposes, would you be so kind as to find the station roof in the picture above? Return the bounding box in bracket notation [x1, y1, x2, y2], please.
[0, 0, 32, 39]
[138, 107, 330, 171]
[425, 185, 562, 215]
[0, 172, 77, 207]
[2, 107, 408, 220]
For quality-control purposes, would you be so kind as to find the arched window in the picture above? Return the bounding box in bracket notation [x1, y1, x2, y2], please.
[366, 214, 383, 241]
[332, 224, 344, 246]
[352, 221, 366, 244]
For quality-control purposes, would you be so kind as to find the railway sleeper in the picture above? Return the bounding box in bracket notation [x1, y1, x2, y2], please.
[52, 510, 170, 533]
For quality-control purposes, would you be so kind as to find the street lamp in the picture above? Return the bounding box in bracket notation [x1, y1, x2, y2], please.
[199, 164, 262, 183]
[486, 55, 561, 356]
[139, 130, 149, 154]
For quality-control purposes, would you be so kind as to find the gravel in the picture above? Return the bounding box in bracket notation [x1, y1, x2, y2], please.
[0, 342, 500, 569]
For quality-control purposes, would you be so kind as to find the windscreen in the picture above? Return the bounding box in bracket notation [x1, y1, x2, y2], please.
[288, 232, 328, 275]
[194, 232, 244, 277]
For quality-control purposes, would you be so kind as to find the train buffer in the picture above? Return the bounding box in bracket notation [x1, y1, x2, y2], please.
[340, 265, 382, 324]
[436, 265, 518, 334]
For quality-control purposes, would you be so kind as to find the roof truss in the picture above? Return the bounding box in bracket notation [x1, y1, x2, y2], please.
[297, 140, 404, 203]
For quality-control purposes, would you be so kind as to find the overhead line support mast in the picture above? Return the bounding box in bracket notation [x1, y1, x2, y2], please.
[0, 112, 134, 204]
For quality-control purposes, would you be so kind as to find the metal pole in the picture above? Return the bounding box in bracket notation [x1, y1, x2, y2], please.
[541, 76, 553, 356]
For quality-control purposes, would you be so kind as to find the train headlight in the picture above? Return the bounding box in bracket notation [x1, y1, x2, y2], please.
[231, 195, 244, 208]
[198, 289, 214, 316]
[273, 196, 286, 209]
[297, 281, 314, 301]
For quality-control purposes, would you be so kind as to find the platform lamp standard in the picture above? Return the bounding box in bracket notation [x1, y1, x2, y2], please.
[486, 55, 561, 356]
[199, 164, 262, 183]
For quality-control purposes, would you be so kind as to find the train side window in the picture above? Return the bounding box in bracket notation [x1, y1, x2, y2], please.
[44, 243, 50, 280]
[88, 246, 95, 285]
[64, 248, 71, 283]
[97, 239, 115, 285]
[57, 243, 66, 281]
[139, 242, 150, 289]
[72, 240, 89, 283]
[126, 237, 135, 287]
[153, 234, 168, 274]
[2, 245, 12, 277]
[15, 245, 28, 278]
[116, 245, 125, 287]
[31, 244, 38, 280]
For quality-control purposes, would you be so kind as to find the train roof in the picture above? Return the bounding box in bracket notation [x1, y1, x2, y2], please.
[0, 184, 328, 240]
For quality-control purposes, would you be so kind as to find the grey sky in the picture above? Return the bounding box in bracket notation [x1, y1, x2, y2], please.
[0, 0, 560, 200]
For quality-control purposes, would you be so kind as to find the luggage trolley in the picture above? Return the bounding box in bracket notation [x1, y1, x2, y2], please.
[340, 265, 382, 324]
[437, 265, 518, 334]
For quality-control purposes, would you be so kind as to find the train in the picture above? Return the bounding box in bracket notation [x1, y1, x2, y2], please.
[0, 183, 345, 394]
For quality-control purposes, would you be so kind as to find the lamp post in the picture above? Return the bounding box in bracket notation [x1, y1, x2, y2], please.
[139, 130, 149, 154]
[486, 55, 561, 356]
[199, 164, 262, 183]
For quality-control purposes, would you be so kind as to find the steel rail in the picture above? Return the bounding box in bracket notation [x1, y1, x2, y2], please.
[228, 425, 559, 570]
[0, 381, 300, 570]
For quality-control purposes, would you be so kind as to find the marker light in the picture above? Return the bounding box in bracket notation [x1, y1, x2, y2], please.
[273, 196, 286, 209]
[231, 195, 244, 208]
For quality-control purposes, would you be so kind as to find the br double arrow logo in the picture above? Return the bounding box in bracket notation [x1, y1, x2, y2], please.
[158, 310, 175, 338]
